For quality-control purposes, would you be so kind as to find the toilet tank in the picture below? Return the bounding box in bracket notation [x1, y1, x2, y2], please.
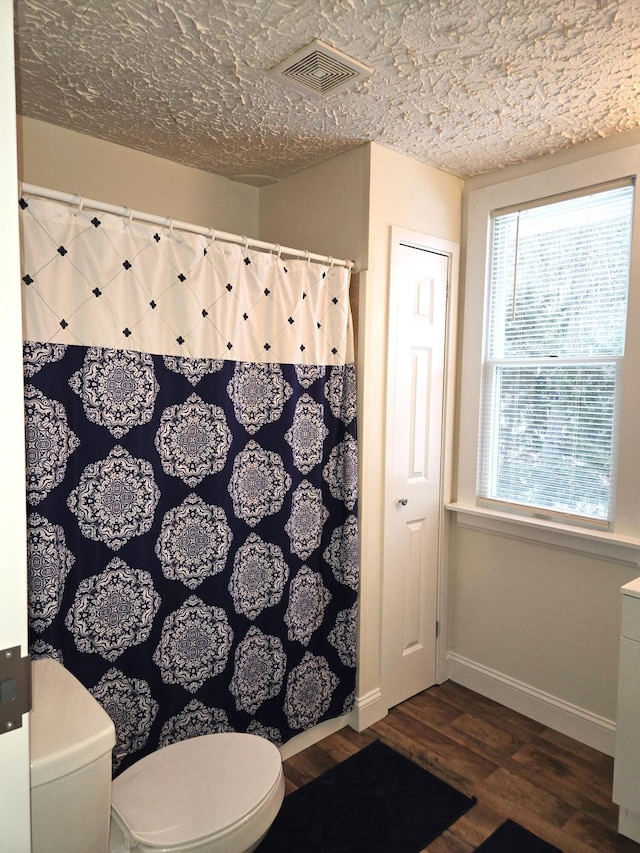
[30, 659, 116, 853]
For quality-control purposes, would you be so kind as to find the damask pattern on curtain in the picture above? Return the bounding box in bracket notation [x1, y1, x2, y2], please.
[20, 194, 358, 775]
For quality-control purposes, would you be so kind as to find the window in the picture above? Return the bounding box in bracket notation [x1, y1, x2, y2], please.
[477, 180, 634, 527]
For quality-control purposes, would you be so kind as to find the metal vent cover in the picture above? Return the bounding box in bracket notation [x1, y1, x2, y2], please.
[270, 39, 372, 96]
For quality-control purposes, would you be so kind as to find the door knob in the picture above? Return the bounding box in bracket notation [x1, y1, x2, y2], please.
[398, 498, 408, 506]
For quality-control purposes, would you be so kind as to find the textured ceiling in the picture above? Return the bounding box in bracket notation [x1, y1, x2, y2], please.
[13, 0, 640, 184]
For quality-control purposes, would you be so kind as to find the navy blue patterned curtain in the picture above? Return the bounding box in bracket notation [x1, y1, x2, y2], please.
[20, 194, 358, 775]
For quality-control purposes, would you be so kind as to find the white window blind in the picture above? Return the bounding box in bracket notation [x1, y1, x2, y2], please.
[478, 181, 634, 526]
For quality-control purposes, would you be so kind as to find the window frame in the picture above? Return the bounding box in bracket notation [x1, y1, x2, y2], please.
[451, 145, 640, 558]
[477, 180, 634, 529]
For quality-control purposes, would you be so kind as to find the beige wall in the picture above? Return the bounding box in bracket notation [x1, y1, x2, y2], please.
[18, 112, 639, 751]
[259, 146, 374, 702]
[363, 145, 463, 704]
[259, 145, 370, 269]
[19, 122, 466, 734]
[449, 523, 639, 719]
[18, 116, 259, 235]
[20, 113, 639, 746]
[368, 143, 462, 250]
[450, 131, 640, 734]
[260, 143, 464, 713]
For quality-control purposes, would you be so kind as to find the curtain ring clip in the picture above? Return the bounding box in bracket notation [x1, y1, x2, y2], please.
[76, 195, 84, 214]
[167, 217, 174, 237]
[304, 250, 311, 263]
[328, 256, 334, 268]
[273, 243, 281, 260]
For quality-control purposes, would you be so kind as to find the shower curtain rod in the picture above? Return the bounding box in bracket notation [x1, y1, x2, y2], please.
[20, 182, 355, 271]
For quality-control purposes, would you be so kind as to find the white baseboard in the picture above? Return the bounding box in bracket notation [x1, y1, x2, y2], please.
[279, 713, 349, 760]
[349, 688, 387, 732]
[447, 652, 616, 756]
[618, 807, 640, 844]
[277, 688, 388, 760]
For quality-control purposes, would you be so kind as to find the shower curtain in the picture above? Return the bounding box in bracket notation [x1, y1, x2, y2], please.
[20, 193, 358, 775]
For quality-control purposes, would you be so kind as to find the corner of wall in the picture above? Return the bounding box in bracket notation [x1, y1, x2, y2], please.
[257, 145, 370, 269]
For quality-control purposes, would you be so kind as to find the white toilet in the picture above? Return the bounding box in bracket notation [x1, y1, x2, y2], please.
[30, 659, 285, 853]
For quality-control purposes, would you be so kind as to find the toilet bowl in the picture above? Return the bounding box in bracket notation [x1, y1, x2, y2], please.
[109, 733, 285, 853]
[30, 660, 285, 853]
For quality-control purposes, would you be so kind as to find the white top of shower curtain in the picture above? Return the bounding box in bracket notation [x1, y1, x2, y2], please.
[20, 195, 354, 366]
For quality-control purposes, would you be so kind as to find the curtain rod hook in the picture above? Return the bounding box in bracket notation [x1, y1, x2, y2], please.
[242, 235, 249, 251]
[167, 217, 174, 237]
[304, 250, 310, 263]
[328, 256, 334, 268]
[273, 243, 281, 260]
[76, 194, 84, 214]
[208, 227, 216, 242]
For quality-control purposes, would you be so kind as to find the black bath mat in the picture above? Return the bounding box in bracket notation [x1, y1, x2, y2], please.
[257, 739, 476, 852]
[474, 819, 563, 852]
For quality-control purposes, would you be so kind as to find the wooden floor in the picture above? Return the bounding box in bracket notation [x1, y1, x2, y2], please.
[281, 681, 640, 852]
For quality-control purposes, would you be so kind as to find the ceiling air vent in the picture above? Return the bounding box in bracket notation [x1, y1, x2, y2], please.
[269, 39, 372, 97]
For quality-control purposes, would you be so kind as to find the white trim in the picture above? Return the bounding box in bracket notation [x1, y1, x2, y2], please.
[278, 713, 350, 760]
[447, 502, 640, 567]
[348, 688, 387, 732]
[618, 808, 640, 843]
[277, 688, 389, 758]
[0, 0, 32, 845]
[456, 147, 640, 546]
[447, 652, 616, 756]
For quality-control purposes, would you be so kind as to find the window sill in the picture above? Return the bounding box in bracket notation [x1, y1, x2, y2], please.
[446, 502, 640, 567]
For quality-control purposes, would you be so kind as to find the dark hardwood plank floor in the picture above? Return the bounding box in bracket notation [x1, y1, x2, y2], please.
[281, 680, 640, 852]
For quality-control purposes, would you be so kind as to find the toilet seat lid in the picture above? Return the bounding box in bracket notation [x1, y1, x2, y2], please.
[111, 733, 283, 849]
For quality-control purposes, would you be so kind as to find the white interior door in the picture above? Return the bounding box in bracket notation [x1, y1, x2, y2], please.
[381, 229, 456, 710]
[0, 1, 32, 849]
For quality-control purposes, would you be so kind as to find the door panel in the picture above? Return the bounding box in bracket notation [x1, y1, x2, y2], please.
[382, 237, 450, 709]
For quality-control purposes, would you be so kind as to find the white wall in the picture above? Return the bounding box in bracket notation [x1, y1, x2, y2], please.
[449, 131, 640, 753]
[18, 117, 259, 235]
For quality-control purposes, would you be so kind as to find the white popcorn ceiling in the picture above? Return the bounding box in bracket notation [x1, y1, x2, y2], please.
[13, 0, 640, 183]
